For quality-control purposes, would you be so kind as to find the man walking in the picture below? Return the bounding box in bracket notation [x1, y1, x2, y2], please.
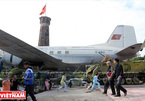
[103, 61, 115, 95]
[22, 61, 37, 101]
[114, 58, 127, 97]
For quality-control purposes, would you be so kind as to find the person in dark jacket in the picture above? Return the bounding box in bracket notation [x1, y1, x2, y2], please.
[103, 61, 115, 95]
[10, 75, 19, 101]
[22, 61, 37, 101]
[10, 75, 19, 91]
[47, 71, 52, 90]
[114, 58, 127, 97]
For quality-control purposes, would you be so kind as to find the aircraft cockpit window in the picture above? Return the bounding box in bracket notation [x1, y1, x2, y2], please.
[50, 51, 54, 54]
[57, 51, 61, 54]
[65, 51, 69, 54]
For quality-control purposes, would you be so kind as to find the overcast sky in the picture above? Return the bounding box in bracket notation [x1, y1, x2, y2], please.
[0, 0, 145, 56]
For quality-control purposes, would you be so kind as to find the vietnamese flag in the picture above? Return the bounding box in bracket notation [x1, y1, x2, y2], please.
[111, 34, 122, 40]
[40, 5, 46, 15]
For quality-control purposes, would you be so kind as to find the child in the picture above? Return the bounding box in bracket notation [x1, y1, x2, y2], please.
[45, 79, 50, 91]
[91, 73, 100, 91]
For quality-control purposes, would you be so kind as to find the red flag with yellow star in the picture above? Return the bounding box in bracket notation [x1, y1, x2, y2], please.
[111, 34, 121, 40]
[40, 5, 46, 15]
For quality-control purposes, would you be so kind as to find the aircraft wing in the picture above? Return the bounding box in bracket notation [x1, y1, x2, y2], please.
[117, 43, 142, 55]
[0, 29, 64, 67]
[140, 40, 145, 51]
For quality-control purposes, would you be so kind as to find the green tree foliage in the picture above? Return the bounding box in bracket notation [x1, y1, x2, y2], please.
[8, 67, 22, 79]
[0, 67, 7, 78]
[130, 56, 145, 62]
[73, 71, 86, 78]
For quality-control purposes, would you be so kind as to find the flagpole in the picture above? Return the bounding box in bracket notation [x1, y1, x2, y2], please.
[45, 3, 47, 16]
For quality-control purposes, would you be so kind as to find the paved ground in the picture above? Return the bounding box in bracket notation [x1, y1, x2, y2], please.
[101, 85, 145, 101]
[28, 84, 145, 101]
[34, 87, 112, 101]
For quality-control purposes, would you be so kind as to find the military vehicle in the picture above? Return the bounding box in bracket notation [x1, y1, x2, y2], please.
[86, 61, 145, 85]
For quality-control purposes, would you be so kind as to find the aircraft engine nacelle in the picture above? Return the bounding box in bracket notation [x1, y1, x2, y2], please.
[2, 52, 22, 66]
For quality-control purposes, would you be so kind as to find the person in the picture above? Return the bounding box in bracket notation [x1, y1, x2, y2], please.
[103, 61, 116, 95]
[57, 73, 67, 92]
[2, 77, 12, 101]
[2, 76, 12, 91]
[114, 58, 127, 97]
[22, 61, 37, 101]
[10, 75, 19, 101]
[47, 71, 52, 90]
[68, 80, 72, 88]
[45, 79, 50, 91]
[10, 75, 19, 91]
[91, 73, 100, 91]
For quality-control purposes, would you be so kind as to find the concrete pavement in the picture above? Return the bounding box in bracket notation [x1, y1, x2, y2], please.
[101, 87, 145, 101]
[28, 84, 145, 101]
[34, 87, 112, 101]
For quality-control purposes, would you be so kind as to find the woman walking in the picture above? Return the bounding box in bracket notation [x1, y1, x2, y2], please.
[57, 73, 67, 92]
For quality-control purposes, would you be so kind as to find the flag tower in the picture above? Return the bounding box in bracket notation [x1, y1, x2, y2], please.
[38, 5, 51, 46]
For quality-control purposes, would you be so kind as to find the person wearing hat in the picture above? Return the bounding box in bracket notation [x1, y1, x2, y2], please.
[22, 61, 37, 101]
[103, 61, 116, 95]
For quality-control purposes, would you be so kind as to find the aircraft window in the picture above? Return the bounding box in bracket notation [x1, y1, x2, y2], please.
[50, 51, 54, 54]
[99, 51, 105, 54]
[57, 51, 61, 54]
[65, 51, 69, 54]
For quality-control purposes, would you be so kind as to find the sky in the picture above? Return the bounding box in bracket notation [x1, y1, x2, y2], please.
[0, 0, 145, 56]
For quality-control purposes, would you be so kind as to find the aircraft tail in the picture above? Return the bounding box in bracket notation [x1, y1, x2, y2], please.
[107, 25, 137, 48]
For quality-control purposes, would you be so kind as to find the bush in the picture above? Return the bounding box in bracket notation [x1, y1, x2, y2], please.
[130, 56, 144, 62]
[73, 71, 86, 79]
[8, 67, 22, 79]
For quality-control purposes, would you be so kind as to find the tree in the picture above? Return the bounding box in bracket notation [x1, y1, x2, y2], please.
[130, 56, 144, 62]
[8, 67, 22, 79]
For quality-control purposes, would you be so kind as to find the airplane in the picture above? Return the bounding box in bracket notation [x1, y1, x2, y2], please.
[0, 25, 144, 70]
